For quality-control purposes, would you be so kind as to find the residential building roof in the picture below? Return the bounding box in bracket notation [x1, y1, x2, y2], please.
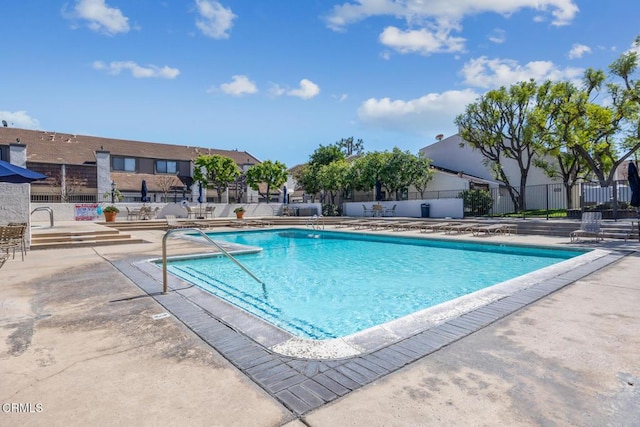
[0, 127, 261, 166]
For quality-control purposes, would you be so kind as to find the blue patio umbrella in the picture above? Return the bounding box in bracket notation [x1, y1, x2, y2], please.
[0, 159, 47, 183]
[628, 161, 640, 207]
[375, 179, 382, 201]
[197, 182, 204, 204]
[141, 179, 148, 204]
[197, 182, 204, 218]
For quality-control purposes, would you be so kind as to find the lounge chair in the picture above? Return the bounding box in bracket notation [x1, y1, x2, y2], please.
[390, 221, 422, 231]
[472, 223, 518, 236]
[443, 223, 480, 234]
[165, 215, 194, 230]
[570, 212, 604, 242]
[334, 220, 365, 229]
[0, 254, 7, 270]
[419, 222, 454, 233]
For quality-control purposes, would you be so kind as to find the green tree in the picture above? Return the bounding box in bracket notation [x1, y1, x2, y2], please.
[318, 159, 350, 205]
[379, 148, 423, 201]
[350, 151, 386, 198]
[193, 154, 241, 202]
[294, 164, 321, 202]
[309, 144, 345, 166]
[568, 39, 640, 187]
[455, 80, 545, 212]
[336, 137, 364, 156]
[296, 144, 348, 203]
[246, 160, 288, 203]
[409, 153, 435, 199]
[532, 80, 592, 207]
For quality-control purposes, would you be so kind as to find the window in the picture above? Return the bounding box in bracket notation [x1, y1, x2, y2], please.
[113, 157, 136, 172]
[156, 160, 177, 174]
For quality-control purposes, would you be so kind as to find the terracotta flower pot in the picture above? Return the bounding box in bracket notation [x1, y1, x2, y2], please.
[235, 211, 245, 219]
[104, 212, 117, 222]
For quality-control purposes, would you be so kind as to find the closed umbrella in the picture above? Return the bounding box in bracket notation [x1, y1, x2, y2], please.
[628, 161, 640, 208]
[141, 179, 148, 204]
[629, 161, 640, 241]
[0, 159, 47, 183]
[197, 182, 204, 218]
[282, 185, 288, 204]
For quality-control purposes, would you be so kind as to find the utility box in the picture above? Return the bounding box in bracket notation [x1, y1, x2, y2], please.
[421, 203, 430, 218]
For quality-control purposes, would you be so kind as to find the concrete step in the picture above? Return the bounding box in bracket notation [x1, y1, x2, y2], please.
[31, 229, 146, 250]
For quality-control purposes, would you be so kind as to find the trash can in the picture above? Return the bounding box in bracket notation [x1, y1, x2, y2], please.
[421, 203, 430, 218]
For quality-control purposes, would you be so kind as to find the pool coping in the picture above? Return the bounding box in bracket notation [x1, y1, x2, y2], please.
[112, 235, 631, 416]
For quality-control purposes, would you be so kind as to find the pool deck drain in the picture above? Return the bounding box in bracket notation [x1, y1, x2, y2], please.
[113, 248, 628, 416]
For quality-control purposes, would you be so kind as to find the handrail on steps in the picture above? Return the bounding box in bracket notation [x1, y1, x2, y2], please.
[162, 227, 263, 294]
[31, 206, 54, 228]
[306, 214, 324, 230]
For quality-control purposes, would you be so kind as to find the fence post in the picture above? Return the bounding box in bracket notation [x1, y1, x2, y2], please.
[546, 184, 550, 220]
[613, 180, 618, 221]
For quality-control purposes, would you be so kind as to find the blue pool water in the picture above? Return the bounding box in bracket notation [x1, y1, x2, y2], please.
[164, 229, 585, 340]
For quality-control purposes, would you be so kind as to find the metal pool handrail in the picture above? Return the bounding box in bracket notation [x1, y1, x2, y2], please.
[306, 214, 324, 230]
[31, 206, 54, 228]
[162, 228, 263, 294]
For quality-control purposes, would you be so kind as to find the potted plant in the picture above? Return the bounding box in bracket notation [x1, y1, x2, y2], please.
[234, 206, 246, 219]
[103, 205, 120, 222]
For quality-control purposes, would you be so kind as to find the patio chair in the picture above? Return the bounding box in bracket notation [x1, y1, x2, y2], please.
[0, 225, 25, 261]
[148, 207, 160, 219]
[186, 206, 197, 219]
[570, 212, 604, 242]
[204, 206, 216, 218]
[7, 222, 27, 260]
[0, 254, 7, 270]
[126, 206, 141, 220]
[383, 204, 397, 217]
[362, 204, 374, 217]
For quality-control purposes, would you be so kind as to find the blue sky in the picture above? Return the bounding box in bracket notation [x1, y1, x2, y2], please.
[2, 1, 639, 167]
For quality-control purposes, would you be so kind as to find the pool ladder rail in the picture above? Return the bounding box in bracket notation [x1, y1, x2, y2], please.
[162, 227, 263, 294]
[306, 215, 324, 230]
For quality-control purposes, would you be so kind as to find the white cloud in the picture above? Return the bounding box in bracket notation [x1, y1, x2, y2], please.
[268, 83, 286, 97]
[287, 79, 320, 99]
[568, 43, 591, 59]
[68, 0, 130, 35]
[325, 0, 578, 57]
[333, 93, 349, 102]
[487, 28, 506, 44]
[217, 75, 258, 96]
[0, 111, 40, 129]
[379, 26, 465, 55]
[357, 89, 479, 136]
[460, 56, 583, 88]
[195, 0, 236, 39]
[326, 0, 579, 30]
[92, 61, 180, 79]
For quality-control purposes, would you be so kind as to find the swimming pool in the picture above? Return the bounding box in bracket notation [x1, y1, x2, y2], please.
[163, 229, 586, 340]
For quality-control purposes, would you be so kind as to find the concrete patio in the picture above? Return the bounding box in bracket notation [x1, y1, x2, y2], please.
[1, 222, 638, 426]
